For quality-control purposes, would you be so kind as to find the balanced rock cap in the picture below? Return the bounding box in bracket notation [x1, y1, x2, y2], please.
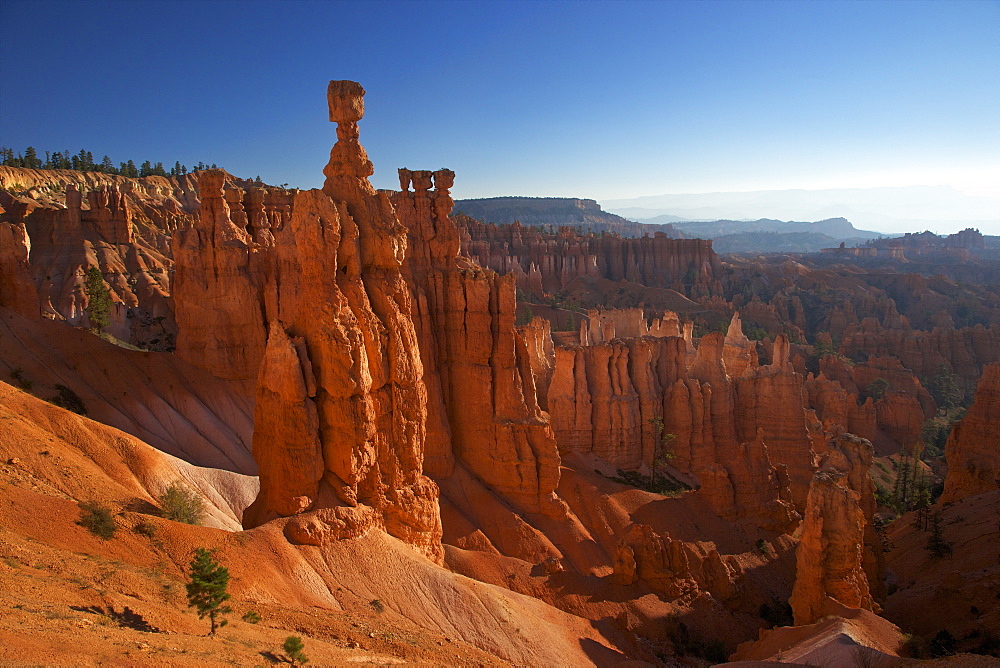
[327, 80, 366, 123]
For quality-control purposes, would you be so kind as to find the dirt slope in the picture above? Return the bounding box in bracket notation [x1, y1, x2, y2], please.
[0, 381, 629, 666]
[1, 306, 255, 473]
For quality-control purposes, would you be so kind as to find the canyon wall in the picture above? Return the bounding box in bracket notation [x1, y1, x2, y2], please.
[545, 312, 804, 532]
[0, 221, 39, 317]
[391, 169, 562, 517]
[789, 434, 880, 625]
[839, 318, 1000, 397]
[0, 166, 296, 349]
[460, 219, 723, 298]
[941, 362, 1000, 503]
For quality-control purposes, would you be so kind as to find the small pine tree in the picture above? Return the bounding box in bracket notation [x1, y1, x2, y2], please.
[283, 636, 309, 666]
[84, 267, 112, 331]
[911, 466, 932, 529]
[23, 146, 41, 169]
[648, 417, 676, 490]
[863, 377, 889, 402]
[186, 547, 232, 635]
[925, 511, 952, 559]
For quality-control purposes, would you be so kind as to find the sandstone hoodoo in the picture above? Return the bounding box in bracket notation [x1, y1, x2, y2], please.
[172, 82, 444, 562]
[4, 76, 1000, 666]
[789, 434, 880, 626]
[461, 218, 723, 299]
[941, 361, 1000, 504]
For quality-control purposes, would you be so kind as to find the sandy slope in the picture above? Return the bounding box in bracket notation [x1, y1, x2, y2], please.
[1, 307, 255, 473]
[0, 381, 629, 666]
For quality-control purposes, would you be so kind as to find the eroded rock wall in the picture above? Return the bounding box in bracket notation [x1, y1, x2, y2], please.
[546, 313, 802, 532]
[173, 83, 443, 562]
[941, 362, 1000, 503]
[393, 168, 562, 516]
[0, 221, 39, 317]
[789, 434, 880, 625]
[460, 219, 723, 298]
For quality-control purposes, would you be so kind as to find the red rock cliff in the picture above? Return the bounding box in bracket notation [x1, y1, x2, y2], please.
[547, 313, 803, 532]
[941, 362, 1000, 503]
[460, 219, 722, 298]
[173, 82, 443, 562]
[789, 434, 880, 625]
[392, 168, 562, 517]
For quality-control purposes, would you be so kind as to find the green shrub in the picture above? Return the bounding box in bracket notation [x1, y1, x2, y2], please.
[159, 483, 205, 525]
[84, 267, 111, 332]
[78, 501, 116, 539]
[133, 520, 157, 538]
[930, 629, 956, 657]
[50, 384, 86, 415]
[902, 633, 930, 659]
[9, 367, 32, 391]
[283, 635, 309, 666]
[754, 538, 772, 557]
[759, 598, 793, 628]
[242, 610, 261, 624]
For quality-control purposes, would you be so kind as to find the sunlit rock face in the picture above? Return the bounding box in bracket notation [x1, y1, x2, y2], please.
[941, 362, 1000, 504]
[789, 434, 880, 626]
[544, 316, 806, 533]
[173, 82, 443, 562]
[392, 167, 563, 518]
[0, 220, 38, 317]
[1, 168, 204, 345]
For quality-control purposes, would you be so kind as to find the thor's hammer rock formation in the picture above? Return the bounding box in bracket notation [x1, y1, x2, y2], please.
[172, 81, 443, 562]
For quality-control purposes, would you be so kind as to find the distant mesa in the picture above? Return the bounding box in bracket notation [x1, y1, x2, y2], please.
[452, 196, 672, 237]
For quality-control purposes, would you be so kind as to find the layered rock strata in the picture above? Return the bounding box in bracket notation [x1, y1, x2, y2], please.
[173, 82, 443, 561]
[1, 166, 296, 348]
[0, 221, 39, 317]
[941, 362, 1000, 503]
[460, 219, 723, 298]
[839, 318, 1000, 397]
[392, 167, 562, 516]
[546, 312, 803, 531]
[806, 354, 936, 453]
[611, 523, 739, 602]
[789, 434, 880, 625]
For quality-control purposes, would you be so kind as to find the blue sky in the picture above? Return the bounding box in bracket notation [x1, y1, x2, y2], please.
[1, 0, 998, 228]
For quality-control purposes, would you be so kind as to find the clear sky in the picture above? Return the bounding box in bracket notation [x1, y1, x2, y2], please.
[1, 0, 998, 228]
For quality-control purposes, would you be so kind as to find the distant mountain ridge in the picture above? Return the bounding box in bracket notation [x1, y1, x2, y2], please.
[670, 217, 883, 241]
[603, 185, 1000, 235]
[453, 196, 653, 235]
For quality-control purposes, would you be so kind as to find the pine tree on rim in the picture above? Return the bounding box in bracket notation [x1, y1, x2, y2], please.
[186, 547, 232, 635]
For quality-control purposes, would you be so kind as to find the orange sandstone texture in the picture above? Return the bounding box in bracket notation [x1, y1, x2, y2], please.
[392, 167, 563, 517]
[546, 316, 802, 532]
[0, 168, 204, 345]
[941, 362, 1000, 503]
[789, 434, 880, 626]
[460, 218, 724, 298]
[0, 221, 39, 317]
[172, 83, 443, 562]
